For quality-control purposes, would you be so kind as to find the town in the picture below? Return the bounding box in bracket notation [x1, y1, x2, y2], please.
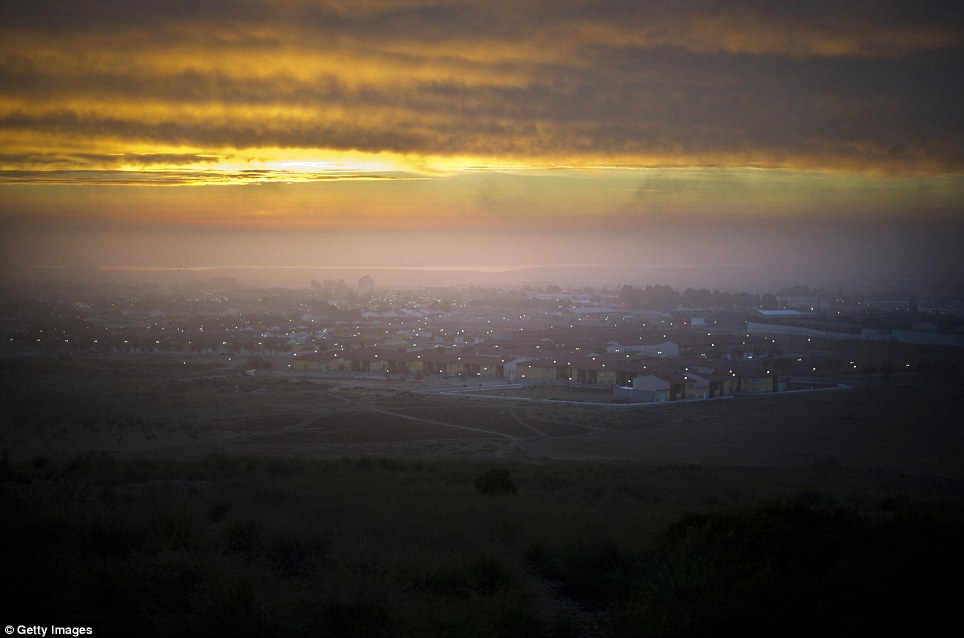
[4, 274, 961, 403]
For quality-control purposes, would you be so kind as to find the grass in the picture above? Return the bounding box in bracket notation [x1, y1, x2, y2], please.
[2, 453, 962, 637]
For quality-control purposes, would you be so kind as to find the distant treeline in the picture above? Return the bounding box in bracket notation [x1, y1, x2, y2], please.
[619, 285, 778, 311]
[775, 284, 837, 299]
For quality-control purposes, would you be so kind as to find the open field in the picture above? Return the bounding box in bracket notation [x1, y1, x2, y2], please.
[2, 353, 963, 485]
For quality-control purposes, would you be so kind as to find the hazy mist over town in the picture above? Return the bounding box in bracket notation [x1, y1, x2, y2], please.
[4, 216, 962, 294]
[1, 1, 963, 635]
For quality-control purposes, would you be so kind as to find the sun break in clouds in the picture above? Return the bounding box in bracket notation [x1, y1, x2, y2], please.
[2, 0, 963, 178]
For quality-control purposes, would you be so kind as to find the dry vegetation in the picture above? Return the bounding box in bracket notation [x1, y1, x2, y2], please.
[2, 353, 963, 635]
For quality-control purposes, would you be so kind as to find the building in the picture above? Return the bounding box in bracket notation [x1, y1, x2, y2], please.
[614, 371, 709, 402]
[358, 275, 374, 296]
[617, 374, 670, 402]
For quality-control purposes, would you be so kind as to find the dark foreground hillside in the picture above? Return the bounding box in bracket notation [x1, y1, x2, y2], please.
[2, 454, 962, 637]
[3, 355, 962, 635]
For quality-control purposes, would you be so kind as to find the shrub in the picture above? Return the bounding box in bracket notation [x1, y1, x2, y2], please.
[475, 468, 518, 496]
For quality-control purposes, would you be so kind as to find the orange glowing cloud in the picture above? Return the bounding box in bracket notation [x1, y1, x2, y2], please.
[2, 0, 962, 183]
[0, 0, 961, 248]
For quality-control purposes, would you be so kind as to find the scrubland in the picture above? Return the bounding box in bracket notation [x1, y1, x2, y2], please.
[2, 354, 962, 636]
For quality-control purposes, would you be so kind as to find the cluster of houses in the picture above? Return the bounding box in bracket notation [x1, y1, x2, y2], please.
[290, 332, 783, 402]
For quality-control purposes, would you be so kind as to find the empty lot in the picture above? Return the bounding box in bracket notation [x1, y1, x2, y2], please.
[2, 354, 963, 486]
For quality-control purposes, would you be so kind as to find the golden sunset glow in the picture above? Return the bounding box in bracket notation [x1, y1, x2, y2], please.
[0, 0, 961, 283]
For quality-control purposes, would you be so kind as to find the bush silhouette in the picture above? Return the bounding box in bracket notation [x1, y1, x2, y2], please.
[475, 468, 518, 496]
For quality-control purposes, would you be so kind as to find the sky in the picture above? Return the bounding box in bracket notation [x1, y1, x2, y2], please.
[1, 0, 962, 291]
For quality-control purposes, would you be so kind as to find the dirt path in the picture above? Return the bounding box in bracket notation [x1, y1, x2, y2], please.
[325, 388, 519, 441]
[506, 407, 548, 437]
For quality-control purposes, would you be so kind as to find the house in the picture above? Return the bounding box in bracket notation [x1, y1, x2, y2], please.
[289, 352, 329, 371]
[458, 352, 509, 379]
[652, 372, 708, 400]
[672, 359, 739, 397]
[707, 372, 738, 397]
[571, 353, 657, 386]
[419, 349, 463, 377]
[618, 374, 671, 402]
[737, 373, 774, 393]
[614, 371, 709, 402]
[727, 362, 780, 393]
[516, 358, 572, 382]
[352, 348, 389, 373]
[323, 348, 390, 374]
[378, 350, 424, 376]
[571, 355, 618, 385]
[685, 373, 710, 400]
